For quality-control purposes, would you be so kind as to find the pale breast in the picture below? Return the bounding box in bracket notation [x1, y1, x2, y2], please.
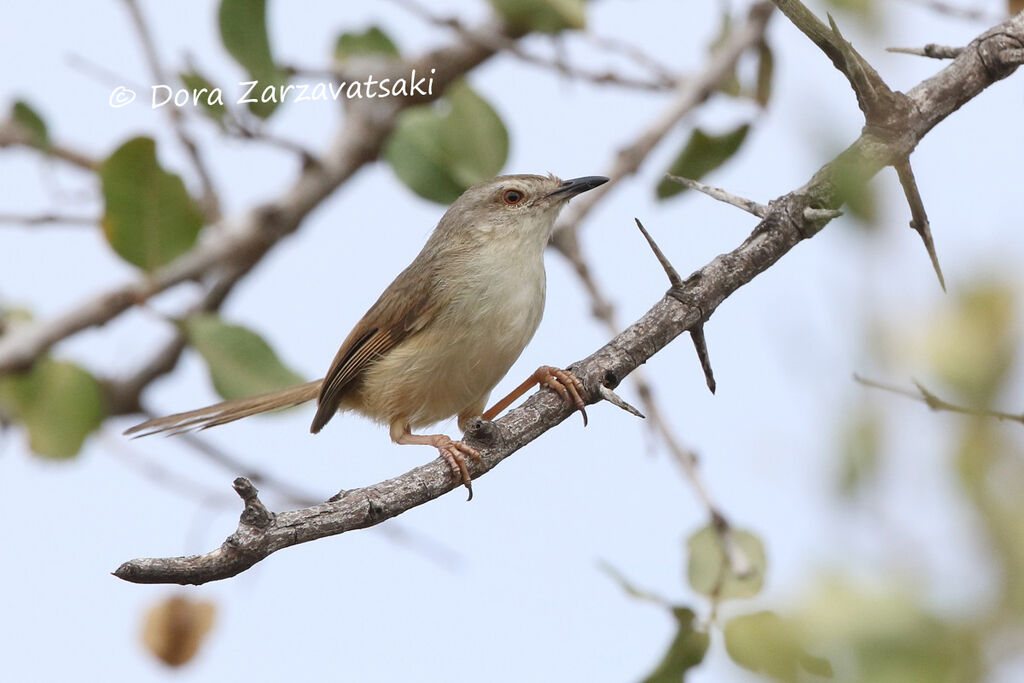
[353, 251, 547, 429]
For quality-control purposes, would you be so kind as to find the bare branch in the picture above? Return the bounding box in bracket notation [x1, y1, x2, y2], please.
[112, 9, 1024, 585]
[664, 174, 768, 218]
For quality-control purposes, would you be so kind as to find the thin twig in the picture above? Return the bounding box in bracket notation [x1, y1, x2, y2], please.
[388, 0, 680, 91]
[888, 44, 965, 59]
[0, 213, 97, 227]
[854, 374, 1024, 424]
[120, 0, 220, 220]
[664, 175, 768, 217]
[551, 2, 776, 245]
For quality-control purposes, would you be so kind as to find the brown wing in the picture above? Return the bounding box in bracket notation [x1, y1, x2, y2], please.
[309, 259, 442, 433]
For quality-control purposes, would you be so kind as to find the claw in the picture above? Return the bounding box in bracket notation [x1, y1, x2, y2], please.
[539, 366, 588, 427]
[438, 439, 479, 501]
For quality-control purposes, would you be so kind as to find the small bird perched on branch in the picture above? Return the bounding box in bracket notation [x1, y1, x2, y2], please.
[127, 173, 609, 499]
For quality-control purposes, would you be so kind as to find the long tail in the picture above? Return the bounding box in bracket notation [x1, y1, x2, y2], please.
[124, 379, 323, 437]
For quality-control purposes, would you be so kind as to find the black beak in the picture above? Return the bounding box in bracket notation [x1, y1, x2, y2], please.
[545, 175, 609, 199]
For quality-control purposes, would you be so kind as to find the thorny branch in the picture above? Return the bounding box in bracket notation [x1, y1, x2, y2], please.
[113, 7, 1024, 584]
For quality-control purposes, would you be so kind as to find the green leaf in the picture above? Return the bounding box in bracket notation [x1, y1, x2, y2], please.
[385, 81, 509, 204]
[0, 358, 105, 459]
[488, 0, 585, 33]
[178, 71, 227, 123]
[334, 26, 399, 63]
[12, 100, 49, 148]
[641, 607, 710, 683]
[657, 124, 750, 199]
[218, 0, 286, 118]
[724, 611, 832, 682]
[754, 41, 774, 107]
[100, 137, 204, 271]
[686, 524, 765, 600]
[183, 314, 305, 401]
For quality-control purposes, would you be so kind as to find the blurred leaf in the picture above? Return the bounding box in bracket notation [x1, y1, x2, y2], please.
[218, 0, 286, 118]
[799, 580, 981, 682]
[955, 420, 1024, 613]
[178, 71, 227, 123]
[489, 0, 585, 33]
[385, 81, 509, 204]
[142, 595, 216, 667]
[11, 100, 49, 148]
[754, 41, 774, 107]
[724, 611, 832, 682]
[184, 314, 304, 400]
[708, 12, 742, 97]
[641, 607, 710, 683]
[925, 281, 1017, 405]
[837, 401, 882, 497]
[100, 137, 204, 271]
[686, 524, 765, 600]
[0, 357, 105, 459]
[657, 125, 750, 200]
[832, 158, 878, 225]
[826, 0, 875, 17]
[334, 26, 399, 63]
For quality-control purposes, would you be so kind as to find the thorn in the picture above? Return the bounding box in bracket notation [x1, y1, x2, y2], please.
[803, 207, 843, 221]
[634, 218, 682, 287]
[689, 325, 716, 394]
[597, 383, 646, 418]
[895, 159, 945, 292]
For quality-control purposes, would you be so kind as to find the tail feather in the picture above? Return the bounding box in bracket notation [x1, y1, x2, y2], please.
[125, 380, 323, 437]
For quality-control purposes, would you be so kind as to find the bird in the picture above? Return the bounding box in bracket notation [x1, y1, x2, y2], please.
[126, 173, 609, 499]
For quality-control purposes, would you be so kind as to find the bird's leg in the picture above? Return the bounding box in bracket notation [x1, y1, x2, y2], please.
[389, 422, 480, 501]
[482, 366, 588, 426]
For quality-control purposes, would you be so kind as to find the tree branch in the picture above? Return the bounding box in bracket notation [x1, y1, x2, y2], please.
[115, 9, 1024, 585]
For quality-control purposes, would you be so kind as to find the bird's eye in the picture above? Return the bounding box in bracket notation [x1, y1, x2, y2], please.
[502, 189, 525, 205]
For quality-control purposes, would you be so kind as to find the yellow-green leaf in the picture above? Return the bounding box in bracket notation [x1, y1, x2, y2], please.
[686, 524, 765, 600]
[184, 314, 304, 401]
[657, 125, 750, 200]
[725, 611, 832, 682]
[385, 81, 509, 204]
[219, 0, 286, 118]
[334, 26, 399, 63]
[489, 0, 585, 33]
[641, 607, 710, 683]
[100, 137, 204, 271]
[0, 358, 105, 459]
[12, 100, 49, 148]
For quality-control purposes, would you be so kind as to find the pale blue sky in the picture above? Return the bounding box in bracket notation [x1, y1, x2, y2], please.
[1, 1, 1022, 681]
